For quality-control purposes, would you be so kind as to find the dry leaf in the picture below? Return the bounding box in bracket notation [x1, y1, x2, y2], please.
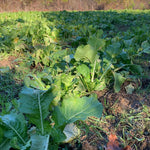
[122, 145, 132, 150]
[106, 134, 120, 150]
[106, 134, 132, 150]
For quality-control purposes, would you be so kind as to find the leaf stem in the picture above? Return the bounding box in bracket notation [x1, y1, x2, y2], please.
[99, 63, 112, 82]
[91, 60, 96, 82]
[38, 93, 44, 135]
[45, 135, 50, 150]
[8, 124, 26, 144]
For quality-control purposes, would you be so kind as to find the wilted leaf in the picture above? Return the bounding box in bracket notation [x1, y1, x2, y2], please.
[106, 134, 120, 150]
[106, 134, 132, 150]
[63, 123, 80, 143]
[125, 83, 134, 94]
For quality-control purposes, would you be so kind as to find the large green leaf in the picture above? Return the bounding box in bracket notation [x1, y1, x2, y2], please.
[30, 134, 49, 150]
[88, 37, 105, 50]
[52, 94, 103, 127]
[74, 44, 97, 63]
[77, 64, 91, 82]
[113, 72, 126, 93]
[0, 113, 27, 146]
[19, 87, 55, 134]
[106, 42, 121, 59]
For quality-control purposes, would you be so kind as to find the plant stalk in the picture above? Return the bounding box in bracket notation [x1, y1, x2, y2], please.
[91, 60, 96, 82]
[38, 93, 44, 135]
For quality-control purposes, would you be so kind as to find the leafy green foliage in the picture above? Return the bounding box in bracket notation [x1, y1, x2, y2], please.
[106, 42, 121, 59]
[74, 44, 97, 63]
[19, 87, 55, 134]
[0, 113, 28, 149]
[0, 85, 103, 149]
[77, 64, 91, 82]
[0, 10, 149, 149]
[53, 94, 103, 127]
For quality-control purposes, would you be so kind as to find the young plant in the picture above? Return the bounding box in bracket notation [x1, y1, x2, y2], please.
[0, 86, 103, 150]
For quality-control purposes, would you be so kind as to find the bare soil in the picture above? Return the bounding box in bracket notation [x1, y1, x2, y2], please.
[79, 82, 150, 150]
[0, 56, 18, 69]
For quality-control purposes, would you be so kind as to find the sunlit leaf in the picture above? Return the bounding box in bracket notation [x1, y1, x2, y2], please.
[52, 94, 103, 127]
[74, 44, 97, 63]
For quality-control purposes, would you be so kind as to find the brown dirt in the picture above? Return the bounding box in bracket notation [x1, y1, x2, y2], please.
[78, 80, 150, 149]
[0, 56, 18, 69]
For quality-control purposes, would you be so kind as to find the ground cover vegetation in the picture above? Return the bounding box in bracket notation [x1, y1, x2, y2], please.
[0, 10, 150, 149]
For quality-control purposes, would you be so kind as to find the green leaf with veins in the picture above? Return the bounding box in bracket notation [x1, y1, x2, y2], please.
[0, 113, 27, 146]
[19, 87, 56, 134]
[52, 94, 103, 127]
[74, 44, 97, 63]
[24, 74, 47, 90]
